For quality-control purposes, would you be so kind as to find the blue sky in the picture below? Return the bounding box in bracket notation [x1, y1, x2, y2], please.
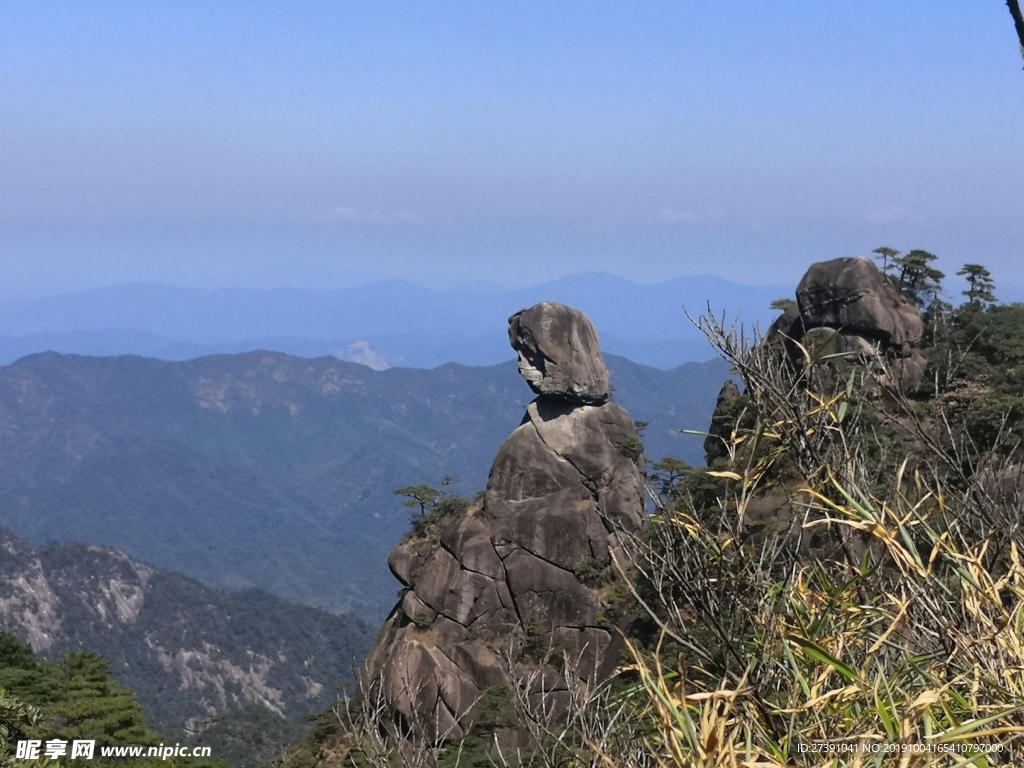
[2, 2, 1022, 297]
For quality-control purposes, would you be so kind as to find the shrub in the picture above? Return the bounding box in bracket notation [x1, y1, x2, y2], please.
[572, 556, 611, 587]
[616, 436, 645, 463]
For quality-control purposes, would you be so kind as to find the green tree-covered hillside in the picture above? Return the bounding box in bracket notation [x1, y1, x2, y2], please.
[0, 530, 374, 734]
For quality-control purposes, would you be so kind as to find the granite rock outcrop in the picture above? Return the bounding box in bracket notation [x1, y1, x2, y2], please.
[703, 256, 929, 551]
[771, 256, 927, 393]
[363, 302, 645, 738]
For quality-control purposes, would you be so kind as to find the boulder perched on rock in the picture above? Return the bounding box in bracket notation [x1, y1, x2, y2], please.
[509, 302, 610, 404]
[363, 303, 645, 739]
[797, 257, 923, 352]
[758, 257, 927, 393]
[794, 256, 926, 392]
[705, 256, 930, 534]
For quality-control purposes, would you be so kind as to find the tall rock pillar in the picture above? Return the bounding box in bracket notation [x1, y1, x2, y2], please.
[363, 302, 646, 738]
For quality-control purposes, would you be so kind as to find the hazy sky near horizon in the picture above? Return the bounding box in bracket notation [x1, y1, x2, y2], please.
[2, 2, 1022, 297]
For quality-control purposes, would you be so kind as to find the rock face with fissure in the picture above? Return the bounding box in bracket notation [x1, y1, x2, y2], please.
[363, 302, 645, 738]
[704, 380, 741, 464]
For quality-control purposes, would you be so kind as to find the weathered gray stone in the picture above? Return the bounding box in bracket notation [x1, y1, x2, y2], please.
[797, 256, 924, 351]
[442, 569, 494, 627]
[462, 581, 517, 629]
[509, 302, 610, 403]
[402, 591, 436, 625]
[801, 326, 879, 359]
[388, 539, 433, 587]
[380, 635, 453, 732]
[528, 399, 638, 489]
[457, 641, 507, 689]
[597, 461, 645, 533]
[363, 615, 484, 740]
[763, 256, 930, 392]
[895, 352, 928, 393]
[413, 548, 461, 614]
[486, 421, 583, 503]
[491, 495, 595, 570]
[504, 549, 598, 628]
[552, 626, 613, 680]
[766, 305, 803, 344]
[440, 514, 505, 579]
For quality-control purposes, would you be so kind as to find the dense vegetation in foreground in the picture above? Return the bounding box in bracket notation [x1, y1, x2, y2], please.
[289, 253, 1024, 766]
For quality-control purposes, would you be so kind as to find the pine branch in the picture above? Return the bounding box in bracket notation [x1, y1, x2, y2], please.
[1008, 0, 1024, 68]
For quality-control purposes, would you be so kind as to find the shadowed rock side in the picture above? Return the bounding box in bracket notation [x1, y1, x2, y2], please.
[704, 380, 741, 465]
[363, 303, 645, 738]
[768, 256, 927, 393]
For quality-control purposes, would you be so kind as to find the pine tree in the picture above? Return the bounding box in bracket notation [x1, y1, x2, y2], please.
[957, 263, 997, 307]
[0, 686, 43, 768]
[46, 650, 158, 746]
[394, 484, 441, 517]
[0, 635, 60, 708]
[871, 246, 900, 279]
[894, 249, 944, 307]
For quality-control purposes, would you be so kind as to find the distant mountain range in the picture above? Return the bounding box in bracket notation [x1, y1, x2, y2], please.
[0, 273, 785, 368]
[0, 528, 375, 732]
[0, 350, 730, 619]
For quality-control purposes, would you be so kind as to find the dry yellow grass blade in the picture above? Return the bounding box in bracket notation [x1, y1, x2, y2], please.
[866, 593, 911, 657]
[707, 471, 745, 482]
[615, 632, 792, 768]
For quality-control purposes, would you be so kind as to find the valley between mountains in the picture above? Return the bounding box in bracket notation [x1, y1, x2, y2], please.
[0, 350, 726, 619]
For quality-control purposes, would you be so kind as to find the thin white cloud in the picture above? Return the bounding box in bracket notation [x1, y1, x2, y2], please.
[655, 208, 728, 225]
[322, 205, 419, 224]
[867, 205, 913, 224]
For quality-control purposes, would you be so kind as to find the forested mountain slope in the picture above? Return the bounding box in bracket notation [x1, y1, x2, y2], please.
[0, 351, 727, 617]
